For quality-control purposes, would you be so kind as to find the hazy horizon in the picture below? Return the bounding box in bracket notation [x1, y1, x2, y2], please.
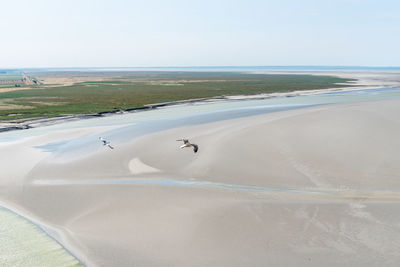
[3, 65, 400, 71]
[1, 0, 399, 68]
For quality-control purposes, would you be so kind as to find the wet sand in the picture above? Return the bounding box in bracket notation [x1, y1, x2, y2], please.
[1, 93, 400, 266]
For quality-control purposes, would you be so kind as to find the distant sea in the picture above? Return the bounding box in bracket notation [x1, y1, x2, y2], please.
[3, 66, 400, 72]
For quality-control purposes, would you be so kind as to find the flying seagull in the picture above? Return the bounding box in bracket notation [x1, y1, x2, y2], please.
[176, 138, 198, 153]
[99, 137, 114, 149]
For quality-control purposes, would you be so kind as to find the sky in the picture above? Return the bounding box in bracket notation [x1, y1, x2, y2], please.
[0, 0, 399, 68]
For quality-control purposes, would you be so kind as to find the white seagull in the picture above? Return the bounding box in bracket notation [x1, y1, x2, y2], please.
[176, 138, 198, 153]
[99, 137, 114, 149]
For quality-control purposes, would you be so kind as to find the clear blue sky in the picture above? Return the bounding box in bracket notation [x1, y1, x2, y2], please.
[1, 0, 399, 68]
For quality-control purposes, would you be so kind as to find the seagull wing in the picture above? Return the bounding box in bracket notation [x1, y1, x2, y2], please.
[99, 137, 108, 145]
[192, 144, 198, 153]
[107, 144, 114, 149]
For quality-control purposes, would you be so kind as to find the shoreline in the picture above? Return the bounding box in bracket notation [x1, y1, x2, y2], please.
[0, 201, 85, 266]
[0, 81, 380, 134]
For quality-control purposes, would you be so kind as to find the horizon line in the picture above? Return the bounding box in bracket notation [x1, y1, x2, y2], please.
[1, 65, 400, 71]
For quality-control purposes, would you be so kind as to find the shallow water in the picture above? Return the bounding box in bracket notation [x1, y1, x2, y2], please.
[0, 87, 399, 145]
[15, 86, 400, 156]
[0, 207, 82, 267]
[33, 178, 341, 196]
[34, 178, 400, 201]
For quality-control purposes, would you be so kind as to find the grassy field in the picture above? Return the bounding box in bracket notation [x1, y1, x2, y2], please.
[0, 71, 354, 120]
[0, 72, 25, 88]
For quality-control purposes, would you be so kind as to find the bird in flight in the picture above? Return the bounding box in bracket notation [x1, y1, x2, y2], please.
[176, 138, 198, 153]
[99, 137, 114, 149]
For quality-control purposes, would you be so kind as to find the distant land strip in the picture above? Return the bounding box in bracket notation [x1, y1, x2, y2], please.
[0, 71, 355, 126]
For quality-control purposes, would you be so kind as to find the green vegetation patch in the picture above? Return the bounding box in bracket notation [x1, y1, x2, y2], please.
[0, 72, 354, 120]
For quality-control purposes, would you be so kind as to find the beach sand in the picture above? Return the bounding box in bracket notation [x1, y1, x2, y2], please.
[1, 97, 400, 266]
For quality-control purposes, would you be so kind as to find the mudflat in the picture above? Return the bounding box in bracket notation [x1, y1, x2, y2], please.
[1, 96, 400, 266]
